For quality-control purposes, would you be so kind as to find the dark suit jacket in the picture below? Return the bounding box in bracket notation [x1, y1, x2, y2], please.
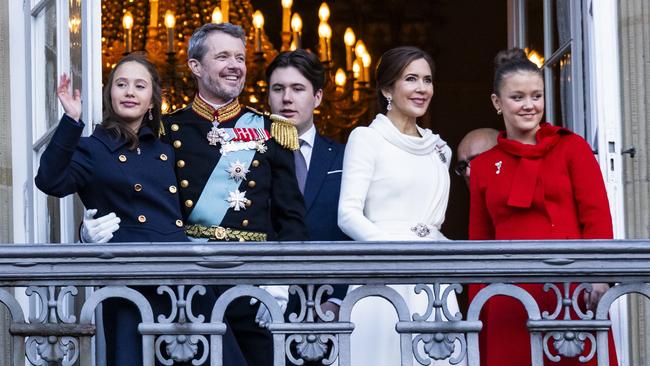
[292, 133, 349, 308]
[304, 133, 349, 244]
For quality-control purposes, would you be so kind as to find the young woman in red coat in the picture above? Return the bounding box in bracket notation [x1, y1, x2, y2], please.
[468, 49, 618, 366]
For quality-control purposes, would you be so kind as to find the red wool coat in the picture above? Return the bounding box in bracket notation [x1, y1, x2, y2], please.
[468, 123, 617, 366]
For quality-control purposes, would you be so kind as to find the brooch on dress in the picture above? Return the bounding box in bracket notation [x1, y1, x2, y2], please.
[495, 161, 502, 174]
[434, 146, 446, 164]
[410, 223, 431, 238]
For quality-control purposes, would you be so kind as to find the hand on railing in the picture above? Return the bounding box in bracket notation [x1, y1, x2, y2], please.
[251, 285, 288, 328]
[80, 209, 121, 243]
[319, 300, 341, 322]
[584, 282, 610, 310]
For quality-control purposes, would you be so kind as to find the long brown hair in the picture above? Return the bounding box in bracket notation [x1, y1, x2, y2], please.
[101, 53, 162, 150]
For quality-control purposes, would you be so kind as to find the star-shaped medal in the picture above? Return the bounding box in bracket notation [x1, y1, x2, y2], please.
[256, 140, 268, 154]
[226, 160, 249, 182]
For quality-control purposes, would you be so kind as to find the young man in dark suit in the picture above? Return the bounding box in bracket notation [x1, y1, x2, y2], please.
[266, 50, 349, 326]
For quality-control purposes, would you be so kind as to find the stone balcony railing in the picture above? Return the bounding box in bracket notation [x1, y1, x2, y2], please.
[0, 240, 646, 365]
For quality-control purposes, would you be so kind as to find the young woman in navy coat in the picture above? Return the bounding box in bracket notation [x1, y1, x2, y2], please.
[35, 54, 245, 366]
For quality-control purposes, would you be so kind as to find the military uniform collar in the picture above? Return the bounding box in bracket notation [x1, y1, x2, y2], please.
[191, 94, 242, 123]
[93, 124, 156, 152]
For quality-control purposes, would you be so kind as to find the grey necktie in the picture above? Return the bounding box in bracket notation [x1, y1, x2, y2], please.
[294, 140, 307, 194]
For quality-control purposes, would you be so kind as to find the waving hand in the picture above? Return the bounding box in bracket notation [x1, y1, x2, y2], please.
[57, 73, 82, 122]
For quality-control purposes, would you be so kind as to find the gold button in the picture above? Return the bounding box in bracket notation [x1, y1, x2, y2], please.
[134, 183, 143, 192]
[160, 153, 168, 161]
[169, 185, 177, 193]
[251, 160, 260, 168]
[177, 160, 185, 168]
[242, 219, 249, 227]
[176, 219, 183, 227]
[248, 180, 256, 188]
[180, 180, 189, 188]
[239, 238, 246, 242]
[171, 123, 180, 132]
[118, 154, 127, 163]
[138, 215, 146, 223]
[173, 140, 182, 148]
[185, 200, 194, 208]
[245, 199, 252, 208]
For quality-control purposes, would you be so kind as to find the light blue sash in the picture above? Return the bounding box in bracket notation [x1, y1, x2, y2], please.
[188, 112, 263, 226]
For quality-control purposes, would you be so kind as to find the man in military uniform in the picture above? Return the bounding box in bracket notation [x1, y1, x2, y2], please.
[160, 23, 309, 365]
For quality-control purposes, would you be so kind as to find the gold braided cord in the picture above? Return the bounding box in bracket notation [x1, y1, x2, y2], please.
[269, 114, 299, 151]
[185, 224, 267, 241]
[216, 99, 242, 123]
[158, 120, 166, 136]
[191, 96, 216, 121]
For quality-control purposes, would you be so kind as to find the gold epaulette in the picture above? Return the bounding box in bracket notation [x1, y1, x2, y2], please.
[245, 105, 265, 115]
[269, 114, 299, 151]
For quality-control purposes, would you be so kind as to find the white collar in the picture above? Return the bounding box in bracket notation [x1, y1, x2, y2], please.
[369, 113, 449, 158]
[299, 124, 316, 148]
[198, 93, 233, 110]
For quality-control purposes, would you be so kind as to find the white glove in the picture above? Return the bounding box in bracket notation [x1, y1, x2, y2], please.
[80, 209, 121, 243]
[251, 285, 289, 328]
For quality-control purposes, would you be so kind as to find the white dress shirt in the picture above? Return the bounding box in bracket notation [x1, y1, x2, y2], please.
[298, 124, 316, 169]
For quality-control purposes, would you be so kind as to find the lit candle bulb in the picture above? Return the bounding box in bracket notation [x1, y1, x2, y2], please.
[281, 0, 293, 33]
[352, 59, 361, 80]
[318, 22, 332, 62]
[335, 68, 347, 91]
[318, 2, 330, 22]
[344, 28, 356, 71]
[149, 0, 158, 28]
[164, 10, 175, 53]
[280, 0, 293, 50]
[352, 59, 361, 101]
[291, 13, 302, 49]
[355, 40, 367, 60]
[362, 53, 372, 83]
[212, 7, 223, 24]
[221, 0, 229, 23]
[317, 3, 330, 60]
[253, 10, 264, 53]
[122, 11, 134, 53]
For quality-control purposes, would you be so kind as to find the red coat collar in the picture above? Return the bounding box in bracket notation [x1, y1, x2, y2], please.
[497, 123, 573, 208]
[497, 122, 571, 158]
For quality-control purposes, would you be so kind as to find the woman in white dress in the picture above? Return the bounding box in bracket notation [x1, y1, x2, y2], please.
[338, 46, 465, 366]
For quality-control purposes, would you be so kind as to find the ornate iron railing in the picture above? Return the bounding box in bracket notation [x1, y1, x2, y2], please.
[0, 240, 646, 365]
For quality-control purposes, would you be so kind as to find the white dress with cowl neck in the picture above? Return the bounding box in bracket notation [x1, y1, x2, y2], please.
[338, 114, 466, 366]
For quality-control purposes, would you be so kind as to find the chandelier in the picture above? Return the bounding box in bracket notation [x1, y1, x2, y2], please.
[101, 0, 375, 140]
